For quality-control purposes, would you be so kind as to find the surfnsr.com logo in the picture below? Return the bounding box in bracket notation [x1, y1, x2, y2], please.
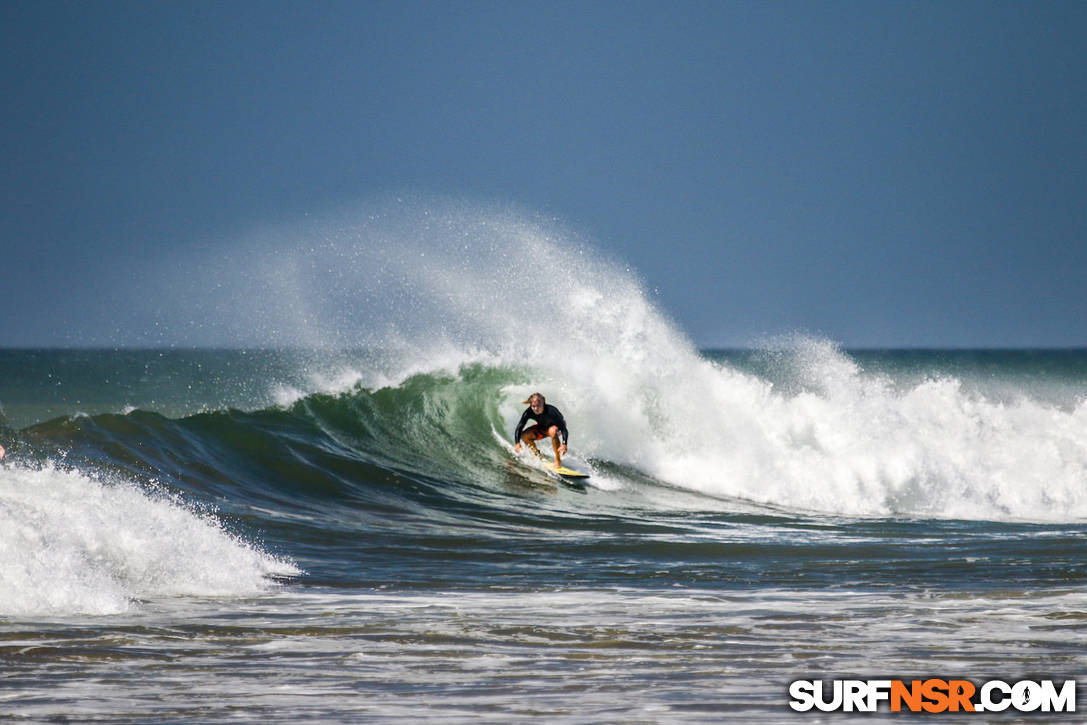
[789, 679, 1076, 713]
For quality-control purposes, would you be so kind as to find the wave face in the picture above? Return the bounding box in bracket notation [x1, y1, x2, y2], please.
[306, 344, 1087, 523]
[136, 200, 1087, 523]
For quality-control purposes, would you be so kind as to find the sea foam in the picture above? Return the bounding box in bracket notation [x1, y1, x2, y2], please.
[362, 205, 1087, 522]
[0, 463, 298, 617]
[178, 200, 1087, 522]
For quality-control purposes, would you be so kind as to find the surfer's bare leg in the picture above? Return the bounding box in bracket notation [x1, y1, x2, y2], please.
[546, 426, 563, 467]
[520, 431, 542, 459]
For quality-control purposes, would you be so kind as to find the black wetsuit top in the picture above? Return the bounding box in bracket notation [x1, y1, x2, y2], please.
[513, 404, 569, 445]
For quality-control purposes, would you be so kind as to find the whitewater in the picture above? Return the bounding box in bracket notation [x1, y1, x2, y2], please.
[1, 202, 1085, 721]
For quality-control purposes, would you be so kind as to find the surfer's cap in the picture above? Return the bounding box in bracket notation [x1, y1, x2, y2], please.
[522, 393, 546, 405]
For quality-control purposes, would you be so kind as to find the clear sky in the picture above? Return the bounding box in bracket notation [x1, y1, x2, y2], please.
[2, 0, 1085, 348]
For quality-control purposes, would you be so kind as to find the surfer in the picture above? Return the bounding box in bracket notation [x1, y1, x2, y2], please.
[513, 393, 568, 467]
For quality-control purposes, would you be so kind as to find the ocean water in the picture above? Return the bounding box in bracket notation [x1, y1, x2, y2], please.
[2, 210, 1087, 722]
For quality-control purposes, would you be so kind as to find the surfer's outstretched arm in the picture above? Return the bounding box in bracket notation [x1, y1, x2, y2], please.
[513, 408, 533, 452]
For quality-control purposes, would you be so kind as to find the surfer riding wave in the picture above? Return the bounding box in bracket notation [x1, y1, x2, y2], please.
[513, 393, 568, 467]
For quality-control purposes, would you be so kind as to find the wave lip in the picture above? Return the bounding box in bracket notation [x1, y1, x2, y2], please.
[0, 464, 298, 617]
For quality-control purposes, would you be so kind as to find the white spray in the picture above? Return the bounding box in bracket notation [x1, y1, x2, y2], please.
[167, 199, 1087, 521]
[0, 464, 298, 617]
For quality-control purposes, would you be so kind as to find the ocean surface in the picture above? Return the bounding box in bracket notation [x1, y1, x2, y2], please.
[2, 207, 1086, 722]
[2, 345, 1086, 723]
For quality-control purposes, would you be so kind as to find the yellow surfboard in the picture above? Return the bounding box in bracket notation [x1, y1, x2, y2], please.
[544, 462, 590, 479]
[494, 426, 590, 480]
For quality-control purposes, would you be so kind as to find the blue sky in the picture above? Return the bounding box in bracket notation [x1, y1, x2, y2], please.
[2, 0, 1085, 347]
